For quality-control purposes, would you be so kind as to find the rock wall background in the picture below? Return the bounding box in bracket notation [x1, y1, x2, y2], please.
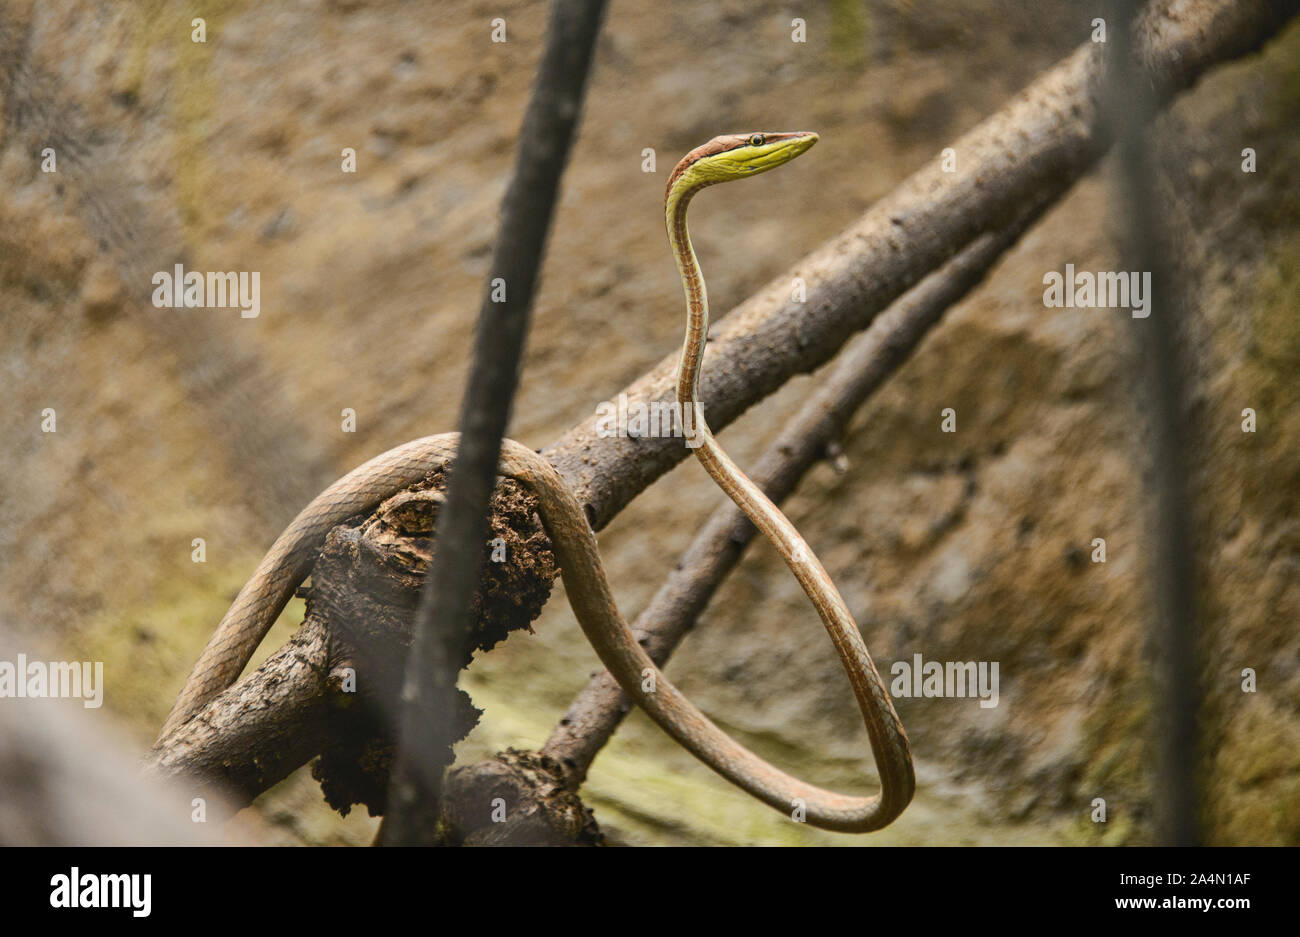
[1, 0, 1296, 844]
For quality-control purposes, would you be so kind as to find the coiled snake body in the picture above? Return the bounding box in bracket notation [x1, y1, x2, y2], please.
[161, 132, 915, 833]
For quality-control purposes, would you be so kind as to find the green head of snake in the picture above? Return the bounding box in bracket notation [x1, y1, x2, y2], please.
[665, 131, 818, 206]
[666, 131, 820, 412]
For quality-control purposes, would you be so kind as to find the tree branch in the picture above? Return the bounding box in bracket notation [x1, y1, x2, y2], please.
[382, 0, 608, 845]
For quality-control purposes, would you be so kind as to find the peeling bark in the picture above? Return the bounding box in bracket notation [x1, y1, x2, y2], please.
[148, 474, 557, 816]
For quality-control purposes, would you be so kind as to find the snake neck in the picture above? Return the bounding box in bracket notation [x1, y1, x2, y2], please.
[666, 181, 712, 444]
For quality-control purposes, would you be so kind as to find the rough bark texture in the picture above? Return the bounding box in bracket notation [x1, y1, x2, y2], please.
[148, 473, 558, 815]
[142, 617, 336, 813]
[438, 749, 603, 846]
[316, 472, 557, 819]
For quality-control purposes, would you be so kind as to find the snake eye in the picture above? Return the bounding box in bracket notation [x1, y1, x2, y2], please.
[748, 134, 765, 147]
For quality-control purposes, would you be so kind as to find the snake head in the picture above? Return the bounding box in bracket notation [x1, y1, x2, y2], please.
[666, 131, 818, 197]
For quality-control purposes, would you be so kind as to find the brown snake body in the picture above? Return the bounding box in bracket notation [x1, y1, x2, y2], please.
[160, 133, 915, 833]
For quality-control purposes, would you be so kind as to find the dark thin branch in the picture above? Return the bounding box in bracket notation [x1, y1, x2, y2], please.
[381, 0, 608, 845]
[542, 202, 1050, 783]
[1105, 0, 1203, 846]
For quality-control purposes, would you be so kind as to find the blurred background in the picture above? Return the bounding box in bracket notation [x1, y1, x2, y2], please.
[1, 0, 1297, 844]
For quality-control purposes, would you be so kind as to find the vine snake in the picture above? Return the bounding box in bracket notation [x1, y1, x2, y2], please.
[159, 132, 915, 833]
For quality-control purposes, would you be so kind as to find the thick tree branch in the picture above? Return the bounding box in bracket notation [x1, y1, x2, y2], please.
[142, 617, 337, 814]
